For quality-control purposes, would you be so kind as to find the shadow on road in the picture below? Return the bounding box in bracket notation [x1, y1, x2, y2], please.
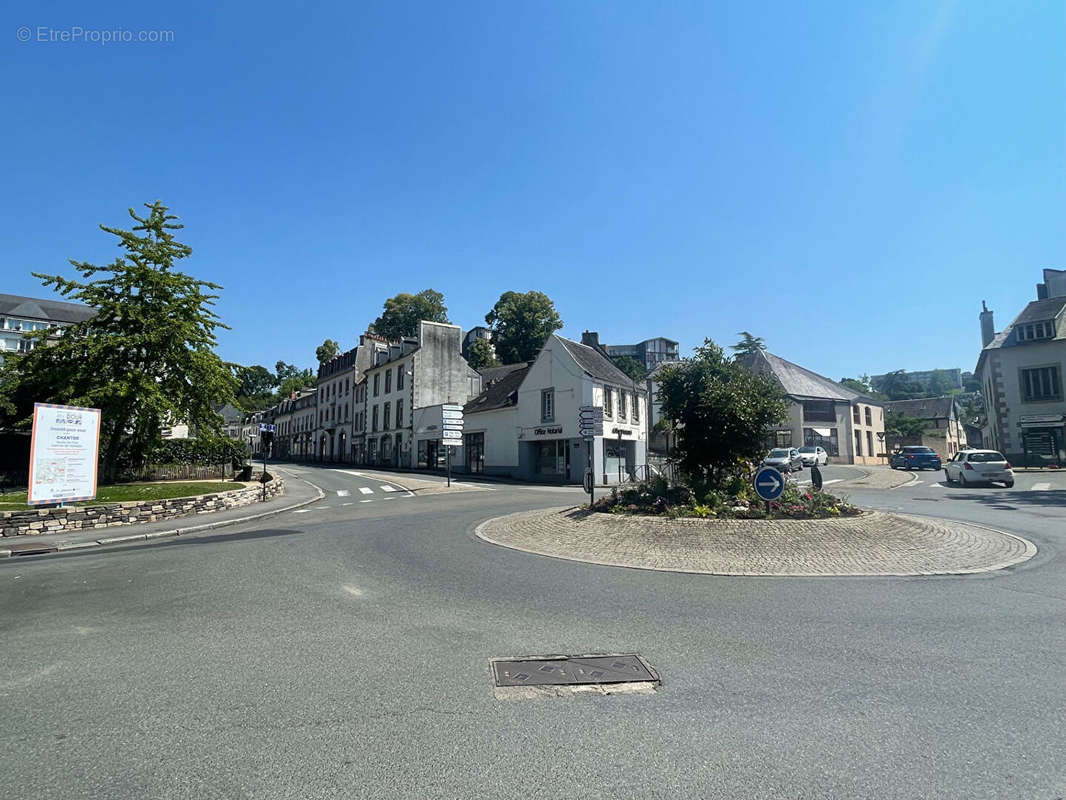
[935, 488, 1066, 510]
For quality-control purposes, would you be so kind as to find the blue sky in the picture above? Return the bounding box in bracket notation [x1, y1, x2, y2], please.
[4, 0, 1063, 380]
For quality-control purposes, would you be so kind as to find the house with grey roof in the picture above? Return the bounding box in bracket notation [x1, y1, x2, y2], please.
[739, 350, 886, 465]
[452, 333, 648, 483]
[883, 396, 968, 458]
[0, 293, 95, 356]
[976, 268, 1066, 466]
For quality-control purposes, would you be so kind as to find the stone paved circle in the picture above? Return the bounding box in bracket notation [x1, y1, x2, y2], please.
[475, 507, 1036, 577]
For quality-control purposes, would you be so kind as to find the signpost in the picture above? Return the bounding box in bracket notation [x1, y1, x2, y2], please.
[753, 465, 785, 514]
[258, 423, 275, 501]
[441, 404, 464, 487]
[27, 403, 102, 507]
[579, 406, 604, 507]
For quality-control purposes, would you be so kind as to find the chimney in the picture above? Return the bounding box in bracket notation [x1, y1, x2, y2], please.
[979, 301, 995, 347]
[581, 331, 600, 349]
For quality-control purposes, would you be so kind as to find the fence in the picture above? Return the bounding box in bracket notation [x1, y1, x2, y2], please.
[117, 462, 235, 482]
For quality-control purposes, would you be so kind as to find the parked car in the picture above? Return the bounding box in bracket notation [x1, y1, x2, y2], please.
[944, 449, 1014, 488]
[797, 446, 828, 466]
[762, 447, 803, 473]
[890, 445, 942, 471]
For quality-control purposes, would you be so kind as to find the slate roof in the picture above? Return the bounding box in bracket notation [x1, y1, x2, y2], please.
[883, 397, 955, 420]
[1013, 296, 1066, 325]
[212, 403, 246, 423]
[556, 335, 641, 388]
[0, 293, 95, 325]
[741, 350, 881, 405]
[465, 364, 530, 414]
[478, 363, 528, 385]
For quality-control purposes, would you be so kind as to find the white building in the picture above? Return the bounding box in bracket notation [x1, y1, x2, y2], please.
[459, 333, 647, 483]
[0, 293, 95, 356]
[361, 321, 481, 468]
[315, 336, 390, 463]
[976, 268, 1066, 466]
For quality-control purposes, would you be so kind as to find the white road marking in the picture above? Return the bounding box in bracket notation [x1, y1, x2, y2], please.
[383, 496, 395, 500]
[293, 509, 310, 514]
[360, 499, 372, 503]
[342, 502, 353, 506]
[358, 487, 374, 495]
[823, 479, 843, 485]
[911, 480, 925, 486]
[336, 490, 350, 497]
[1032, 482, 1051, 491]
[342, 585, 363, 596]
[380, 485, 397, 492]
[339, 470, 365, 478]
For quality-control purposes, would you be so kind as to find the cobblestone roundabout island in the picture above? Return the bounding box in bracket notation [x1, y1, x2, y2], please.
[475, 506, 1037, 577]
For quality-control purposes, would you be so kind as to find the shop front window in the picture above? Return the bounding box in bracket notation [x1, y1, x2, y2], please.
[535, 440, 568, 476]
[465, 432, 484, 474]
[804, 427, 839, 456]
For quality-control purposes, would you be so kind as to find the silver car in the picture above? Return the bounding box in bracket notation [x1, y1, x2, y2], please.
[762, 447, 803, 473]
[944, 449, 1015, 488]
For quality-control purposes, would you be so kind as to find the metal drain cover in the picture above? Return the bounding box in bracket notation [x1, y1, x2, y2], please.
[492, 654, 657, 687]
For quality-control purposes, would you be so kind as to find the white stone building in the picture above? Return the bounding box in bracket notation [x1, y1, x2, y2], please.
[0, 293, 95, 357]
[976, 268, 1066, 466]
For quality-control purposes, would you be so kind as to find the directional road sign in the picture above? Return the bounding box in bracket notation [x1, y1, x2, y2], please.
[753, 466, 785, 501]
[442, 409, 463, 420]
[442, 404, 463, 411]
[258, 423, 276, 433]
[441, 429, 463, 439]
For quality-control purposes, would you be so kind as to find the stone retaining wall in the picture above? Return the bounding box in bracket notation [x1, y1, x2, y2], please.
[1, 480, 284, 538]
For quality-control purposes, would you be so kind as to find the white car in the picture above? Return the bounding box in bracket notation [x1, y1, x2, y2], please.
[797, 446, 828, 466]
[944, 449, 1015, 488]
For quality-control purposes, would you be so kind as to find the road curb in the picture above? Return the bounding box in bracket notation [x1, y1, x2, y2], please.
[0, 474, 326, 559]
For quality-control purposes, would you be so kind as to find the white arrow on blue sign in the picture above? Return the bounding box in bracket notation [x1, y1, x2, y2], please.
[753, 466, 784, 501]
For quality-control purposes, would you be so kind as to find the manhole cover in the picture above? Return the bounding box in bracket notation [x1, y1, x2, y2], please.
[492, 654, 657, 687]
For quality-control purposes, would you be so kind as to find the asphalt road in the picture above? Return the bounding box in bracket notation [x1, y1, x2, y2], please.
[1, 463, 1064, 799]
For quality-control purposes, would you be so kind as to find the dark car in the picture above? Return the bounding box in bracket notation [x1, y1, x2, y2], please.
[890, 445, 942, 471]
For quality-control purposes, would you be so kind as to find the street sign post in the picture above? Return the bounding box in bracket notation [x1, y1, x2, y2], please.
[578, 406, 604, 507]
[753, 466, 784, 513]
[440, 405, 464, 486]
[258, 423, 275, 501]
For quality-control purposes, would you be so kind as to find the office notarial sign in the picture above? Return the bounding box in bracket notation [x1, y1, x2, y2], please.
[28, 403, 102, 506]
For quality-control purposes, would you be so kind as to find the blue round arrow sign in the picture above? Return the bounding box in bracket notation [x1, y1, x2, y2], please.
[753, 466, 785, 501]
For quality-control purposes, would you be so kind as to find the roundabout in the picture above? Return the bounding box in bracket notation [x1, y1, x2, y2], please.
[475, 505, 1037, 576]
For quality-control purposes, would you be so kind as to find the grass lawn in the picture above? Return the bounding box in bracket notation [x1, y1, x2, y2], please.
[0, 482, 242, 511]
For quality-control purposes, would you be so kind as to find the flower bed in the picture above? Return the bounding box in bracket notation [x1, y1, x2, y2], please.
[593, 476, 860, 520]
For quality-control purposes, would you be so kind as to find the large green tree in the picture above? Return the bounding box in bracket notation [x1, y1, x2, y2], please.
[0, 202, 236, 481]
[369, 289, 449, 340]
[730, 331, 767, 358]
[315, 338, 340, 365]
[613, 355, 648, 382]
[465, 338, 500, 370]
[885, 410, 928, 442]
[873, 370, 926, 400]
[657, 340, 787, 492]
[485, 290, 563, 364]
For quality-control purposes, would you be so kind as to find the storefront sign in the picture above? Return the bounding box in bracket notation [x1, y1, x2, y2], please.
[27, 403, 102, 506]
[533, 426, 564, 436]
[611, 428, 633, 436]
[1020, 414, 1065, 426]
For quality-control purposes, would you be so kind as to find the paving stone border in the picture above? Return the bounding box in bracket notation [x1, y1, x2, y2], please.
[474, 506, 1036, 577]
[1, 480, 284, 538]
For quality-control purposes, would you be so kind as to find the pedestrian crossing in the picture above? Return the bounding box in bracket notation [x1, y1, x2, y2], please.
[294, 483, 413, 514]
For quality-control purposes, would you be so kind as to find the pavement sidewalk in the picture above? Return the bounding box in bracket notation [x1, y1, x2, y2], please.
[0, 475, 325, 558]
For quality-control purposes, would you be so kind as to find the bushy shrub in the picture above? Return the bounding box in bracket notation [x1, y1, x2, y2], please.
[146, 437, 249, 466]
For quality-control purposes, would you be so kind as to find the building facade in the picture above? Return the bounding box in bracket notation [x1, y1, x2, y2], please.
[361, 321, 482, 469]
[458, 334, 647, 483]
[976, 268, 1066, 466]
[883, 397, 968, 457]
[314, 336, 391, 463]
[740, 350, 886, 466]
[602, 335, 680, 372]
[0, 293, 95, 356]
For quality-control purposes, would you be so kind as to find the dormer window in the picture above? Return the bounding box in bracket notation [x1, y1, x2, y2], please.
[1018, 321, 1055, 342]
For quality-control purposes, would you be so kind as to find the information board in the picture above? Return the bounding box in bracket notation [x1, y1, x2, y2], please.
[27, 403, 102, 506]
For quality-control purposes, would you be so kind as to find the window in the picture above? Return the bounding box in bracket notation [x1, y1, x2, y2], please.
[345, 378, 349, 394]
[541, 389, 554, 422]
[864, 407, 872, 426]
[383, 402, 391, 430]
[619, 392, 627, 421]
[866, 430, 873, 457]
[774, 430, 793, 447]
[633, 393, 640, 422]
[803, 400, 837, 422]
[1020, 366, 1062, 402]
[855, 431, 863, 457]
[344, 403, 349, 420]
[804, 427, 839, 456]
[373, 374, 380, 396]
[397, 365, 405, 390]
[852, 405, 860, 424]
[1018, 321, 1055, 342]
[385, 369, 392, 394]
[604, 388, 613, 418]
[396, 400, 403, 428]
[372, 406, 379, 432]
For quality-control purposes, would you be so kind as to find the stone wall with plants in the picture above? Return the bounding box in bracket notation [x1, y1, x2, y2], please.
[1, 479, 283, 538]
